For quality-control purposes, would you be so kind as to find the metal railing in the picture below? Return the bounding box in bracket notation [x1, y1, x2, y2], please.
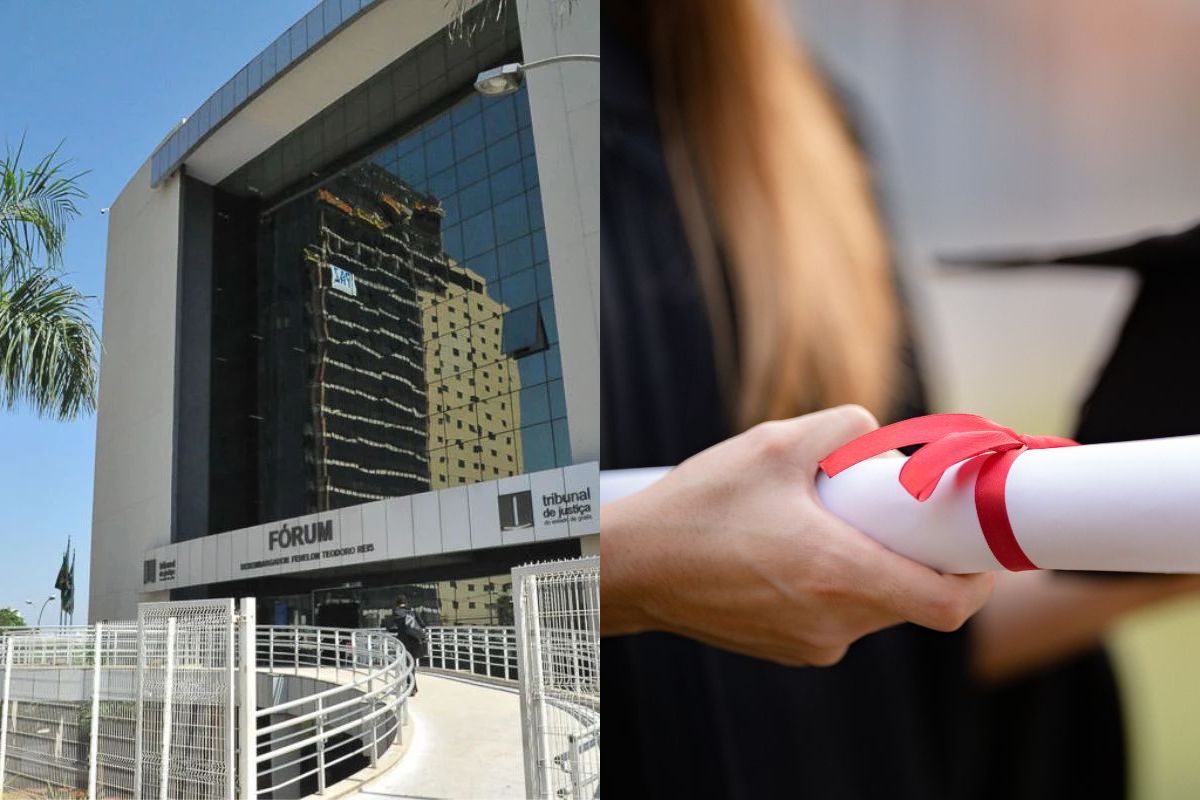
[514, 556, 601, 800]
[0, 623, 143, 798]
[253, 625, 414, 797]
[420, 626, 518, 682]
[137, 599, 237, 800]
[0, 601, 415, 799]
[0, 601, 237, 800]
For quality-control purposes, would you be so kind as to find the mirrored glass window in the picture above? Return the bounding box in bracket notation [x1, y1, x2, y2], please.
[255, 85, 570, 520]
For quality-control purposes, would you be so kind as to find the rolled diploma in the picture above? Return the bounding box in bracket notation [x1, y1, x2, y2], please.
[601, 434, 1200, 573]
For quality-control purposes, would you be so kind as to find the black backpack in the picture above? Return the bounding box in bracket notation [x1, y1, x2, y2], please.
[392, 608, 427, 659]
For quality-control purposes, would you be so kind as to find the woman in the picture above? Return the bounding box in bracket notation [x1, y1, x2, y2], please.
[601, 1, 1200, 797]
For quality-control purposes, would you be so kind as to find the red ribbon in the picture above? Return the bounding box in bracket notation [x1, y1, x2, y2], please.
[818, 413, 1077, 571]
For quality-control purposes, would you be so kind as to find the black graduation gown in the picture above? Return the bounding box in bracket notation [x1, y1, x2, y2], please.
[600, 25, 1126, 800]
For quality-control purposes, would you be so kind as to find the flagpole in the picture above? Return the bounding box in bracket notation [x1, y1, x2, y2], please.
[54, 537, 71, 629]
[67, 545, 75, 626]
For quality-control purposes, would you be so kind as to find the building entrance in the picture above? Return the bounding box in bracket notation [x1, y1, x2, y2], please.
[313, 584, 362, 628]
[259, 582, 441, 631]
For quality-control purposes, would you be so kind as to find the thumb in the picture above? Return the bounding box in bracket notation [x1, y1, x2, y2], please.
[790, 404, 879, 469]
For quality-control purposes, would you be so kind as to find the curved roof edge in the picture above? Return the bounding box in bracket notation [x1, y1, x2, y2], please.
[149, 0, 380, 187]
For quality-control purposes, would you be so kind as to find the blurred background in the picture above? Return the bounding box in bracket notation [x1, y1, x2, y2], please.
[786, 1, 1200, 797]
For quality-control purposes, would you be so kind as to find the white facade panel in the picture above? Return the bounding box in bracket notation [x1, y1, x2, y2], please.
[315, 511, 342, 568]
[360, 499, 388, 562]
[338, 504, 365, 565]
[564, 461, 600, 537]
[384, 495, 415, 560]
[530, 468, 567, 541]
[202, 535, 217, 584]
[150, 543, 178, 592]
[467, 480, 502, 549]
[187, 539, 204, 585]
[497, 472, 535, 547]
[496, 473, 532, 497]
[88, 159, 182, 623]
[246, 524, 272, 578]
[138, 464, 598, 593]
[231, 529, 249, 582]
[516, 0, 600, 464]
[411, 491, 442, 556]
[439, 487, 472, 553]
[217, 532, 233, 583]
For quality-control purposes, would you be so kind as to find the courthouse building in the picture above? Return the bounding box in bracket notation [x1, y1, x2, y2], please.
[89, 0, 599, 626]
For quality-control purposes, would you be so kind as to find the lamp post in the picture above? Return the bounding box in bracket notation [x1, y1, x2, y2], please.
[36, 595, 56, 627]
[474, 53, 600, 97]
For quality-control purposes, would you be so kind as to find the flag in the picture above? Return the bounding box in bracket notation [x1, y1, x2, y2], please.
[63, 548, 75, 620]
[54, 539, 70, 595]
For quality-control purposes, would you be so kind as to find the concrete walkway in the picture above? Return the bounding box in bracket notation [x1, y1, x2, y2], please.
[349, 672, 526, 800]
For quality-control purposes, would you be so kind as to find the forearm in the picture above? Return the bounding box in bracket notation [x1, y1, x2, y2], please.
[599, 495, 663, 637]
[972, 570, 1200, 684]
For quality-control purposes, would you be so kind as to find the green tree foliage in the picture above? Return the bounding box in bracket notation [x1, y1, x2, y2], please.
[0, 141, 97, 419]
[0, 607, 26, 628]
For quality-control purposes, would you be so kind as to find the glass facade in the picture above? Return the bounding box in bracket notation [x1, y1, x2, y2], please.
[162, 1, 585, 624]
[245, 85, 568, 522]
[263, 573, 513, 629]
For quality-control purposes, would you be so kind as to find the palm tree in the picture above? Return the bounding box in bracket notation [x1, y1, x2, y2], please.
[0, 142, 97, 420]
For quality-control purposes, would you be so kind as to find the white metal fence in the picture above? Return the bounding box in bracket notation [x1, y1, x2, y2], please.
[0, 599, 414, 799]
[1, 623, 140, 798]
[420, 626, 518, 682]
[0, 599, 236, 800]
[513, 556, 600, 800]
[136, 599, 236, 800]
[253, 624, 413, 798]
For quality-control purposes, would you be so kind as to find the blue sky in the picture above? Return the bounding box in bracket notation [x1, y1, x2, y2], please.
[0, 0, 318, 624]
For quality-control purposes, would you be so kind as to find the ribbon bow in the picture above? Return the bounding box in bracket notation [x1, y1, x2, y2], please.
[818, 413, 1077, 571]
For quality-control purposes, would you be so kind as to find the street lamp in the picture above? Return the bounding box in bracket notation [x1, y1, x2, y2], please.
[37, 595, 56, 627]
[474, 53, 600, 97]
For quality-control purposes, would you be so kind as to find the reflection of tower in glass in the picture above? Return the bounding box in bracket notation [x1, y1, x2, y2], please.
[435, 574, 514, 626]
[423, 258, 523, 489]
[304, 163, 524, 507]
[307, 166, 435, 506]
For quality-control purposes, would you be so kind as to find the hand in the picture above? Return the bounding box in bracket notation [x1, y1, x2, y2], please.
[601, 405, 995, 666]
[974, 569, 1200, 683]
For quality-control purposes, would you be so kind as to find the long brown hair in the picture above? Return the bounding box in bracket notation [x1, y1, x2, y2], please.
[647, 0, 900, 428]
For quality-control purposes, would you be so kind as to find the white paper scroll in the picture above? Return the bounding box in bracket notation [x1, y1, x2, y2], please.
[600, 434, 1200, 573]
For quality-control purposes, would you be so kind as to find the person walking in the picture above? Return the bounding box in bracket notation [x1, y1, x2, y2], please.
[389, 594, 427, 696]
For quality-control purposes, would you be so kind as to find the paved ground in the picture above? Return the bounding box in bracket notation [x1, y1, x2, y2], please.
[349, 672, 526, 800]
